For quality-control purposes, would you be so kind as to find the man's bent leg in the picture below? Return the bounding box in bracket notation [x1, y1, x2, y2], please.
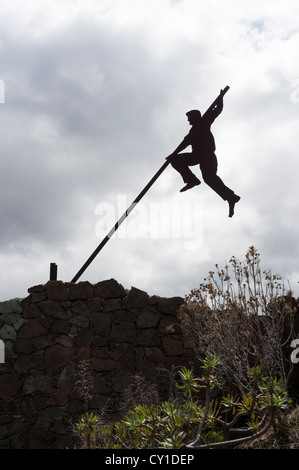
[170, 153, 201, 191]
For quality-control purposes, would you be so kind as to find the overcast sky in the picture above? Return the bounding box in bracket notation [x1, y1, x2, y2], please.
[1, 0, 299, 301]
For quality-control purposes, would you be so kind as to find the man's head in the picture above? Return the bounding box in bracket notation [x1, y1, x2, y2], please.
[186, 109, 201, 125]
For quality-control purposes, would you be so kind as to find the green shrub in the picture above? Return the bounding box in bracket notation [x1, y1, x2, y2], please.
[74, 359, 292, 449]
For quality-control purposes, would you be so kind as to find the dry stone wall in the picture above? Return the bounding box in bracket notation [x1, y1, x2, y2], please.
[0, 279, 194, 449]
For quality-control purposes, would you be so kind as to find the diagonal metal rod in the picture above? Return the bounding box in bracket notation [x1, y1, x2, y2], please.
[71, 160, 169, 282]
[71, 86, 230, 283]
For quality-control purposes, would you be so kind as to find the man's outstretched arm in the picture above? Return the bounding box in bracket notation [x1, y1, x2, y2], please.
[205, 92, 224, 124]
[165, 136, 190, 161]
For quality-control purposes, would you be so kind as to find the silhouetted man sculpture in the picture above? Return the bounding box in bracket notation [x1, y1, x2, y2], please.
[166, 90, 240, 217]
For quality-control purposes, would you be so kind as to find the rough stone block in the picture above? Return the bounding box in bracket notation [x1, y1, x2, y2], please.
[103, 298, 122, 312]
[28, 284, 45, 293]
[136, 358, 157, 378]
[91, 358, 116, 371]
[49, 390, 68, 406]
[76, 328, 93, 347]
[157, 297, 184, 315]
[45, 344, 74, 375]
[56, 335, 74, 348]
[23, 374, 52, 395]
[18, 319, 48, 339]
[110, 322, 136, 343]
[137, 328, 161, 347]
[31, 292, 47, 303]
[46, 283, 69, 301]
[14, 339, 34, 355]
[50, 319, 71, 334]
[0, 374, 21, 398]
[39, 301, 66, 320]
[94, 279, 126, 299]
[91, 372, 108, 394]
[0, 324, 17, 340]
[69, 315, 89, 329]
[57, 365, 74, 393]
[91, 346, 109, 359]
[0, 313, 22, 326]
[122, 287, 149, 309]
[110, 343, 130, 361]
[118, 350, 135, 371]
[68, 281, 94, 300]
[87, 298, 104, 312]
[34, 416, 51, 432]
[136, 306, 160, 329]
[0, 299, 23, 314]
[162, 337, 184, 356]
[110, 310, 136, 322]
[70, 300, 90, 316]
[14, 355, 44, 375]
[145, 347, 165, 363]
[22, 304, 41, 319]
[90, 312, 111, 336]
[111, 369, 134, 393]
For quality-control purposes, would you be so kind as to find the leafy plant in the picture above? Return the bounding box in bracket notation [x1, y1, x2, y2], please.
[187, 362, 292, 449]
[176, 367, 199, 402]
[73, 363, 293, 449]
[75, 412, 99, 449]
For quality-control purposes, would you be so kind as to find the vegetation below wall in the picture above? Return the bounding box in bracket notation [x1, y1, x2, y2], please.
[73, 361, 299, 450]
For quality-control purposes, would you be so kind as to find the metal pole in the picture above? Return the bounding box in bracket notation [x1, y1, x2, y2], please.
[50, 263, 58, 281]
[71, 160, 169, 283]
[71, 86, 230, 283]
